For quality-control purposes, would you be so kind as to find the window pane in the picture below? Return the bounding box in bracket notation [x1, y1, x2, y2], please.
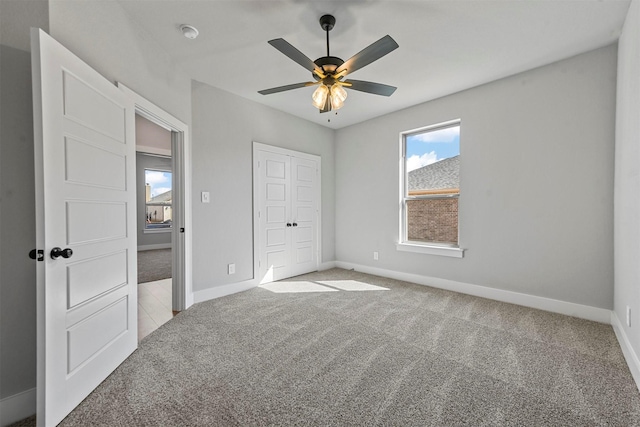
[406, 125, 460, 195]
[406, 198, 458, 244]
[145, 205, 172, 229]
[145, 169, 172, 229]
[403, 123, 460, 246]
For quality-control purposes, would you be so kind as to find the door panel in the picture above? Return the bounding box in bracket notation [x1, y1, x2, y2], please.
[31, 29, 137, 427]
[64, 137, 127, 189]
[295, 163, 314, 182]
[266, 158, 286, 178]
[67, 297, 129, 373]
[266, 183, 286, 201]
[266, 228, 286, 246]
[66, 201, 127, 244]
[67, 251, 128, 308]
[296, 185, 313, 202]
[266, 206, 285, 223]
[62, 71, 126, 142]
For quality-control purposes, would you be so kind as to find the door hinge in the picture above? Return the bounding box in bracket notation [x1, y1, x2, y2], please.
[180, 227, 185, 233]
[29, 249, 44, 262]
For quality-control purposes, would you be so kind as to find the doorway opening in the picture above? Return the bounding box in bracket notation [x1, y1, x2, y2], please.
[135, 114, 174, 340]
[118, 83, 192, 341]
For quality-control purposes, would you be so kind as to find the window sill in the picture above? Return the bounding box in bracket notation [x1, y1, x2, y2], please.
[143, 228, 172, 234]
[396, 242, 465, 258]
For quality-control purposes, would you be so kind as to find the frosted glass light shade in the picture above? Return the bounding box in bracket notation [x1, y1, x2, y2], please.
[312, 84, 329, 109]
[330, 85, 347, 110]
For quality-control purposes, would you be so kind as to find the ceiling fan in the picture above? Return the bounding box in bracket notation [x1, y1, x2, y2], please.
[258, 14, 399, 113]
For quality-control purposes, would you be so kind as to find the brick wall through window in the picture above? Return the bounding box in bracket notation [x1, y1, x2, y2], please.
[406, 198, 458, 244]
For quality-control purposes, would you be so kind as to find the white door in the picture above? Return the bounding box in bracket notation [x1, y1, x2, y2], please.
[290, 157, 318, 277]
[258, 150, 291, 283]
[255, 145, 319, 284]
[31, 29, 137, 427]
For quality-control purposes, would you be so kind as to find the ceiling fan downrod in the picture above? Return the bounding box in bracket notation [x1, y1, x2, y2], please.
[320, 14, 335, 57]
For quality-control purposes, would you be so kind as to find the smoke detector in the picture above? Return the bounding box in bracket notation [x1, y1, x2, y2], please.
[180, 24, 199, 40]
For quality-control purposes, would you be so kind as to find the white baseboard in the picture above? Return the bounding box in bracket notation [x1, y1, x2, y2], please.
[335, 261, 611, 323]
[318, 261, 336, 271]
[192, 262, 337, 305]
[611, 311, 640, 389]
[1, 387, 35, 427]
[192, 279, 257, 304]
[138, 243, 172, 251]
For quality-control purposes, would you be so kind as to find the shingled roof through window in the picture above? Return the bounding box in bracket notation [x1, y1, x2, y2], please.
[408, 155, 459, 191]
[149, 190, 172, 203]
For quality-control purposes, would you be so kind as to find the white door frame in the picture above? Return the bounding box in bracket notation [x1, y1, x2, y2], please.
[118, 83, 193, 310]
[252, 141, 321, 283]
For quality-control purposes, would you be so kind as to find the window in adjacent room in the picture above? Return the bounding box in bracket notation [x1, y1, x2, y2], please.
[144, 169, 172, 230]
[400, 119, 460, 248]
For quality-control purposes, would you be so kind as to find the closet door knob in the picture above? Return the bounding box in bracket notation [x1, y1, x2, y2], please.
[292, 223, 298, 227]
[286, 223, 292, 227]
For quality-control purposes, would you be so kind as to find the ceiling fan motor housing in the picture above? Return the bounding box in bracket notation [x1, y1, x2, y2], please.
[313, 56, 344, 78]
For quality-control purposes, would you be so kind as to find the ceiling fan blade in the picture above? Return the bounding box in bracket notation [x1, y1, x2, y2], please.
[268, 38, 321, 73]
[258, 82, 315, 95]
[335, 35, 399, 76]
[344, 79, 397, 96]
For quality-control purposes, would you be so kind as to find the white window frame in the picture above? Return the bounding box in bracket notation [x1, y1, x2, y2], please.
[397, 119, 465, 258]
[144, 167, 173, 233]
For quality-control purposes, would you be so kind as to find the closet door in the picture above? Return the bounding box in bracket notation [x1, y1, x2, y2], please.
[255, 144, 320, 284]
[290, 156, 318, 277]
[258, 150, 292, 282]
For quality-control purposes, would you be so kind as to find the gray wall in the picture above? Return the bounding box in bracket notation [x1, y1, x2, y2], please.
[0, 0, 48, 401]
[0, 0, 193, 405]
[335, 45, 617, 309]
[614, 0, 640, 361]
[136, 153, 172, 249]
[48, 0, 192, 124]
[191, 82, 335, 292]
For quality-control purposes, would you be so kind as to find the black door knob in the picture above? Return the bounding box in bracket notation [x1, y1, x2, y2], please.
[51, 247, 73, 260]
[286, 223, 292, 227]
[292, 223, 298, 227]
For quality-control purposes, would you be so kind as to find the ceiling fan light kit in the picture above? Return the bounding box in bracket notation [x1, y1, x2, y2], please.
[258, 14, 398, 113]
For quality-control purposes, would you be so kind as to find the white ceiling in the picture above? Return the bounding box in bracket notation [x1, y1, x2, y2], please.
[117, 0, 630, 130]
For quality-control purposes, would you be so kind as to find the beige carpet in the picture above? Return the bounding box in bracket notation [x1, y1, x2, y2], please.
[16, 268, 640, 426]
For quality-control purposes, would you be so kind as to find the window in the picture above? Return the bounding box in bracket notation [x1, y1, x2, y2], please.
[144, 169, 172, 231]
[399, 120, 461, 254]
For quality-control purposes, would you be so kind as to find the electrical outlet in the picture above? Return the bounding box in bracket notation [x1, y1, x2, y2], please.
[373, 251, 379, 261]
[201, 191, 210, 203]
[627, 306, 631, 327]
[228, 263, 235, 275]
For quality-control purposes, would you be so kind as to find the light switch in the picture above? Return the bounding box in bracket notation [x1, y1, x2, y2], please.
[201, 191, 210, 203]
